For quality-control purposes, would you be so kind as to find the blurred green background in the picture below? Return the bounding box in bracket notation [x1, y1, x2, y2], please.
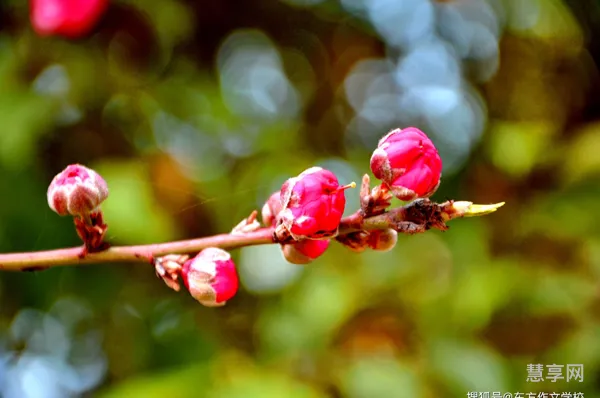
[1, 0, 600, 397]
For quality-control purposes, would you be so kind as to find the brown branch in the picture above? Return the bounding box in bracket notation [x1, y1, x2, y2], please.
[0, 229, 275, 272]
[0, 199, 503, 272]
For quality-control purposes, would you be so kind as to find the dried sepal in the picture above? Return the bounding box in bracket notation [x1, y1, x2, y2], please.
[231, 210, 261, 235]
[155, 254, 190, 292]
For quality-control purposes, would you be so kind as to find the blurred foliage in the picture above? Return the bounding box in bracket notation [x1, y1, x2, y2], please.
[1, 0, 600, 397]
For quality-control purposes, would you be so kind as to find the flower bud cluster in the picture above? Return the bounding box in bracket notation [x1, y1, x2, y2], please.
[44, 126, 447, 308]
[259, 127, 443, 264]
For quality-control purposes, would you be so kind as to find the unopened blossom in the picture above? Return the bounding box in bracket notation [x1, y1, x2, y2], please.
[181, 248, 238, 307]
[367, 229, 398, 251]
[261, 191, 283, 227]
[282, 239, 330, 265]
[47, 164, 108, 218]
[337, 229, 397, 253]
[278, 167, 354, 240]
[370, 127, 442, 201]
[30, 0, 109, 38]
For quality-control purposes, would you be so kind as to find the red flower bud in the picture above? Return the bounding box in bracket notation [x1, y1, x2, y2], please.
[278, 167, 354, 240]
[370, 127, 442, 201]
[261, 191, 282, 227]
[47, 164, 108, 217]
[281, 239, 330, 265]
[181, 248, 238, 307]
[30, 0, 109, 39]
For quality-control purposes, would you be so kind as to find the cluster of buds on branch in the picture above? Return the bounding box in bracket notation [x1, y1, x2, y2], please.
[0, 127, 504, 308]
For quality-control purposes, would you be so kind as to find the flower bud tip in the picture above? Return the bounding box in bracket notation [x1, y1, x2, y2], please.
[466, 202, 505, 216]
[452, 201, 505, 217]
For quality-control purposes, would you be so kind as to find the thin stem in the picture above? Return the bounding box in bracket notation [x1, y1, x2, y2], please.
[0, 229, 275, 271]
[0, 199, 504, 272]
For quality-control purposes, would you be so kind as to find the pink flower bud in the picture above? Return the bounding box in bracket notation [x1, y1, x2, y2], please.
[47, 164, 109, 217]
[30, 0, 109, 39]
[281, 239, 330, 265]
[370, 127, 442, 201]
[181, 248, 238, 307]
[278, 167, 354, 240]
[261, 191, 282, 227]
